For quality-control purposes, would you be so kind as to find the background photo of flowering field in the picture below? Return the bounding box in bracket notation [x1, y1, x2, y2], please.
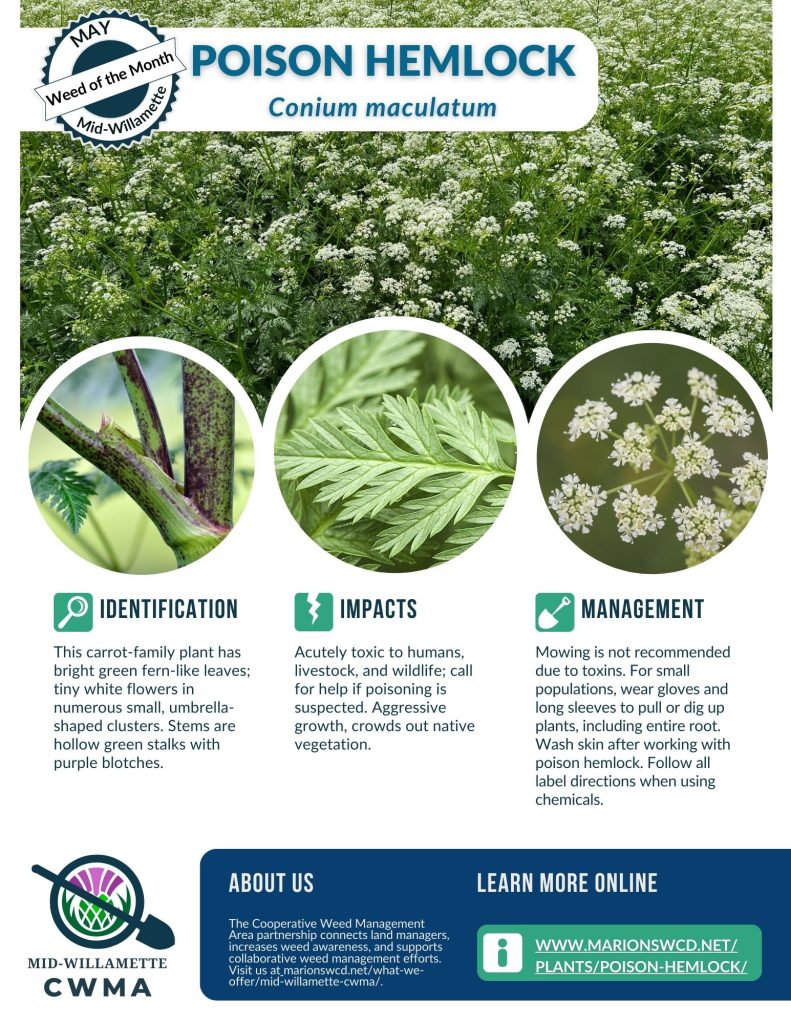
[20, 1, 771, 418]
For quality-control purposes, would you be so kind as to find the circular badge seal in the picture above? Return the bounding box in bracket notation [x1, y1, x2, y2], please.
[40, 10, 180, 148]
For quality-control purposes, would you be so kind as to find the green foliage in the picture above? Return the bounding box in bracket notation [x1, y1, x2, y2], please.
[277, 388, 514, 569]
[434, 483, 512, 562]
[19, 1, 772, 417]
[30, 459, 98, 533]
[277, 331, 425, 437]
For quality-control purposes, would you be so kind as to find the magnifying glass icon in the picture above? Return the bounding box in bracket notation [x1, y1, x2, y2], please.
[56, 595, 90, 630]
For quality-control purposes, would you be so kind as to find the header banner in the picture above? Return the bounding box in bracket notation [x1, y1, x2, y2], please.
[28, 26, 599, 136]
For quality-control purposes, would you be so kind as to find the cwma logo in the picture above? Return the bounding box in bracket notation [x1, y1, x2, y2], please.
[31, 855, 174, 950]
[28, 955, 167, 998]
[42, 976, 151, 998]
[28, 854, 174, 997]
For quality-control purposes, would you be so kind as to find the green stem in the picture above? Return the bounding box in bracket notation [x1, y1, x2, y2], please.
[113, 350, 174, 477]
[650, 473, 673, 497]
[604, 470, 668, 495]
[39, 400, 105, 463]
[678, 479, 697, 506]
[39, 400, 227, 568]
[182, 360, 235, 529]
[644, 401, 671, 457]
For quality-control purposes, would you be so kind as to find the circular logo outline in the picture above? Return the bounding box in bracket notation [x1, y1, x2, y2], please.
[41, 10, 179, 148]
[49, 853, 145, 948]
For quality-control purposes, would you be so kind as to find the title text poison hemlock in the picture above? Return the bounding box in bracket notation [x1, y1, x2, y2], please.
[100, 598, 237, 619]
[192, 43, 576, 79]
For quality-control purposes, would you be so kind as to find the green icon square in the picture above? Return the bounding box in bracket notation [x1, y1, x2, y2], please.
[478, 925, 529, 980]
[54, 593, 93, 632]
[294, 593, 334, 631]
[535, 593, 574, 632]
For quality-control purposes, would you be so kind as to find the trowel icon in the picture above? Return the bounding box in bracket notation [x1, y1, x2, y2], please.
[536, 594, 574, 631]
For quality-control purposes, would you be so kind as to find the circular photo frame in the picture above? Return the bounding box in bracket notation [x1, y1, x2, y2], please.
[536, 339, 767, 573]
[273, 326, 518, 572]
[28, 345, 255, 573]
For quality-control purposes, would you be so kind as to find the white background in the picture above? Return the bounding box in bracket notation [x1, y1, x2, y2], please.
[1, 3, 789, 1023]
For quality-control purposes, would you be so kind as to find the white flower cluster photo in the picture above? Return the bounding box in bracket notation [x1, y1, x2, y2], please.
[546, 363, 766, 565]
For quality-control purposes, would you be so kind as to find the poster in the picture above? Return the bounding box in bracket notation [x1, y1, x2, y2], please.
[4, 2, 788, 1021]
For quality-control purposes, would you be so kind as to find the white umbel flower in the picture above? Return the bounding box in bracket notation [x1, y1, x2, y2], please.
[494, 338, 520, 359]
[687, 367, 719, 403]
[730, 452, 768, 505]
[671, 433, 720, 481]
[520, 369, 542, 390]
[612, 485, 665, 543]
[703, 397, 754, 437]
[611, 371, 661, 406]
[532, 345, 553, 366]
[610, 423, 653, 471]
[655, 398, 692, 431]
[548, 475, 607, 534]
[673, 498, 731, 555]
[567, 399, 617, 441]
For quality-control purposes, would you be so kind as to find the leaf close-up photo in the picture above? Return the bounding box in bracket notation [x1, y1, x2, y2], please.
[275, 330, 516, 570]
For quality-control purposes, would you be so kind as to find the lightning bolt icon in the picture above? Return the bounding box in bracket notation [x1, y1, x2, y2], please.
[306, 592, 321, 625]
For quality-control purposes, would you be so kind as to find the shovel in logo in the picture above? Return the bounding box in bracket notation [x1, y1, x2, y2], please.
[33, 862, 175, 949]
[537, 595, 571, 630]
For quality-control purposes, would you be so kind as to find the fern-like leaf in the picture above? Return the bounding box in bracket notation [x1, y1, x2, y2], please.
[279, 331, 424, 437]
[30, 460, 98, 533]
[279, 478, 400, 569]
[434, 484, 512, 561]
[276, 391, 514, 560]
[374, 474, 495, 556]
[316, 520, 401, 570]
[423, 385, 516, 447]
[421, 390, 510, 465]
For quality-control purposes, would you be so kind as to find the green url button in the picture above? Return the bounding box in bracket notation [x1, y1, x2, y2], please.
[477, 925, 762, 981]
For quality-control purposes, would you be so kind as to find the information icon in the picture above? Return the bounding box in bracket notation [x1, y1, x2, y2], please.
[481, 930, 523, 973]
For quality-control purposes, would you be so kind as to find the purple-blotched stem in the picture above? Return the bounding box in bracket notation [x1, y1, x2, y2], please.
[113, 350, 174, 478]
[182, 359, 235, 529]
